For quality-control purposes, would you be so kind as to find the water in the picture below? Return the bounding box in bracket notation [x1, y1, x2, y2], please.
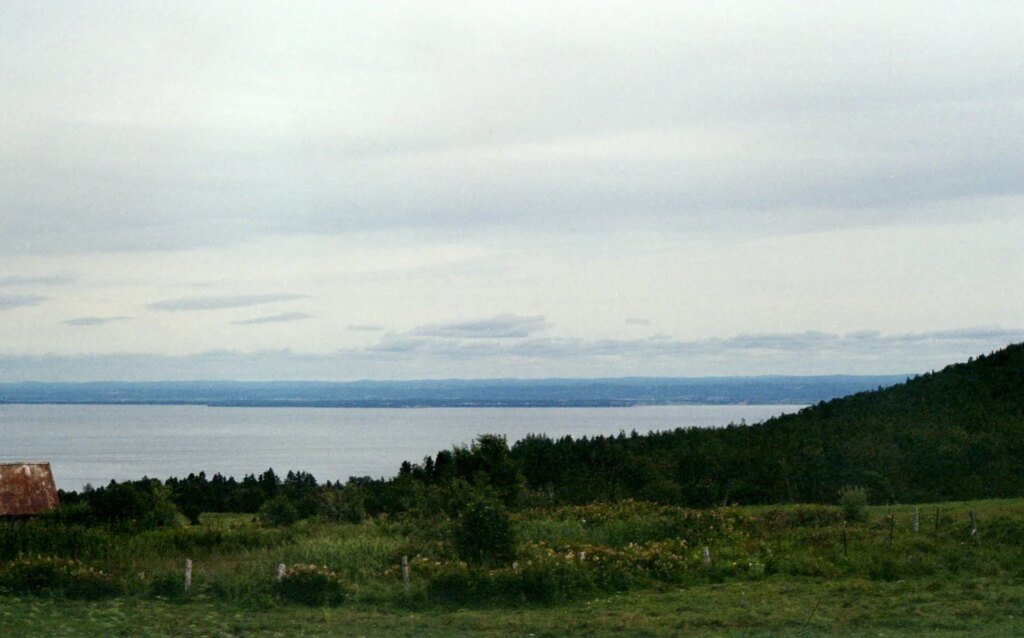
[0, 404, 804, 490]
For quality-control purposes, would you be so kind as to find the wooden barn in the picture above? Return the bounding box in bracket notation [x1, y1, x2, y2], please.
[0, 462, 59, 518]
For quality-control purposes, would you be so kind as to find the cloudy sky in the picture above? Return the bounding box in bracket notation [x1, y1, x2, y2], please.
[1, 1, 1022, 381]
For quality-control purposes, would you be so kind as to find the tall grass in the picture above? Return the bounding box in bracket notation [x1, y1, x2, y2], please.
[277, 522, 406, 580]
[3, 498, 1024, 608]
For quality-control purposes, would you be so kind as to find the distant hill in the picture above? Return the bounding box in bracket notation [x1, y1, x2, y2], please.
[502, 343, 1024, 505]
[0, 375, 908, 407]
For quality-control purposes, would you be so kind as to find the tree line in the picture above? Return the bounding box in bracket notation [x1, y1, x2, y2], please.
[56, 343, 1024, 528]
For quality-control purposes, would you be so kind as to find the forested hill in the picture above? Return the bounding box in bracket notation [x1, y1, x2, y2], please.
[504, 344, 1024, 506]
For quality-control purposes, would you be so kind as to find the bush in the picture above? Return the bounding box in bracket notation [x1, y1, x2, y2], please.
[319, 486, 367, 524]
[179, 502, 203, 526]
[983, 516, 1024, 544]
[508, 560, 592, 604]
[765, 552, 836, 578]
[146, 571, 188, 599]
[274, 564, 348, 606]
[0, 556, 121, 599]
[425, 561, 592, 606]
[45, 502, 95, 526]
[259, 496, 299, 527]
[0, 520, 116, 561]
[864, 554, 937, 582]
[753, 505, 844, 529]
[134, 525, 294, 555]
[425, 564, 487, 604]
[839, 486, 869, 522]
[78, 480, 181, 531]
[454, 499, 516, 566]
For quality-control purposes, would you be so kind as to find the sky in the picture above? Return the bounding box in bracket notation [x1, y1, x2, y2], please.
[1, 1, 1022, 381]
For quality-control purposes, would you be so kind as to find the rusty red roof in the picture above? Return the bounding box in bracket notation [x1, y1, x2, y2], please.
[0, 462, 59, 517]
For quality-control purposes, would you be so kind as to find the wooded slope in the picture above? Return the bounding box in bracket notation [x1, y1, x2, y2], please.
[509, 344, 1024, 505]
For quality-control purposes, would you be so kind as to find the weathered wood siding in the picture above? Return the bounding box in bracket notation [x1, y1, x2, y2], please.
[0, 462, 59, 517]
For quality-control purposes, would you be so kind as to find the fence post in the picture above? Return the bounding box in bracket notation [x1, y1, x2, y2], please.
[969, 511, 978, 542]
[913, 507, 919, 533]
[276, 563, 286, 581]
[184, 559, 192, 594]
[402, 555, 410, 592]
[888, 512, 895, 547]
[702, 546, 712, 568]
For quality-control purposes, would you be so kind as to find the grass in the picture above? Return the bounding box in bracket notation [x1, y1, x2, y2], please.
[4, 576, 1024, 637]
[3, 498, 1024, 636]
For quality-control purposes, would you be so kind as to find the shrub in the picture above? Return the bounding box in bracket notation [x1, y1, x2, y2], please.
[424, 564, 486, 604]
[862, 553, 938, 581]
[0, 556, 121, 599]
[516, 539, 689, 592]
[983, 516, 1024, 544]
[146, 571, 188, 599]
[78, 480, 181, 531]
[275, 564, 348, 606]
[0, 520, 116, 561]
[259, 496, 300, 527]
[179, 502, 203, 526]
[531, 501, 739, 546]
[839, 486, 869, 523]
[765, 552, 836, 578]
[753, 505, 844, 529]
[425, 561, 592, 606]
[319, 486, 367, 524]
[133, 525, 293, 555]
[45, 501, 95, 526]
[510, 560, 593, 603]
[454, 499, 516, 566]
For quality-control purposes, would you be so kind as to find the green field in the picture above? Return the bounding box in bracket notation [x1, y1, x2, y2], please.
[3, 498, 1023, 637]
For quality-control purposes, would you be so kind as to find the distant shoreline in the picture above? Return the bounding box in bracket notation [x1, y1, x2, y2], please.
[0, 399, 806, 408]
[0, 375, 907, 409]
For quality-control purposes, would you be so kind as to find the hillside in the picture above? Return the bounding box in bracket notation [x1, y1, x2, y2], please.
[501, 343, 1024, 506]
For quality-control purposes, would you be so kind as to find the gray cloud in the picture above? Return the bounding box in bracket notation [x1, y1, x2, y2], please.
[626, 318, 652, 326]
[348, 324, 384, 332]
[147, 294, 307, 312]
[0, 273, 77, 287]
[232, 312, 312, 326]
[363, 326, 1024, 373]
[8, 327, 1024, 380]
[3, 327, 1020, 382]
[2, 4, 1021, 254]
[411, 314, 548, 339]
[62, 316, 129, 327]
[0, 294, 47, 311]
